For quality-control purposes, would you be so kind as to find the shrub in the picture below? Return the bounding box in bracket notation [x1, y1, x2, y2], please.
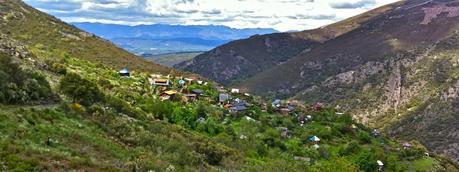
[357, 131, 372, 144]
[339, 141, 361, 156]
[50, 62, 67, 74]
[0, 53, 54, 104]
[59, 72, 103, 106]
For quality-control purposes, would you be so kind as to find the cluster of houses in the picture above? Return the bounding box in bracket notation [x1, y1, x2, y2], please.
[271, 99, 299, 115]
[118, 67, 256, 112]
[119, 68, 427, 171]
[218, 88, 255, 113]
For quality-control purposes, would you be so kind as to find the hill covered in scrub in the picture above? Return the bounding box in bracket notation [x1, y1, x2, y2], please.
[0, 35, 457, 171]
[236, 0, 459, 163]
[175, 1, 398, 85]
[176, 0, 459, 163]
[144, 52, 203, 67]
[0, 0, 458, 171]
[0, 0, 174, 75]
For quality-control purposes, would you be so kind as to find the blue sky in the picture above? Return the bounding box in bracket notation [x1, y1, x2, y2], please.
[24, 0, 399, 32]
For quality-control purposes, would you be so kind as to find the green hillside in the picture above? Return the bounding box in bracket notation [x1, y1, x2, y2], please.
[235, 0, 459, 163]
[0, 0, 457, 171]
[0, 44, 457, 171]
[0, 0, 174, 75]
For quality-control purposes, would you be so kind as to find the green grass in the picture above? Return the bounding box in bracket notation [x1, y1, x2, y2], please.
[0, 0, 458, 171]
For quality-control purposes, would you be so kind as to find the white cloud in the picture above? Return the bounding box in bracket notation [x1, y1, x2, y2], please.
[24, 0, 399, 32]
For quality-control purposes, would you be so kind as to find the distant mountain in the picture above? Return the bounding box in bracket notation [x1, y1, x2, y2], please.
[1, 1, 458, 171]
[0, 1, 174, 75]
[177, 0, 459, 163]
[71, 22, 277, 55]
[144, 51, 203, 67]
[175, 0, 395, 85]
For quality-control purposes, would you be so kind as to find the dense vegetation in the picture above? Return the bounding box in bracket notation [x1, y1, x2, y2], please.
[0, 52, 55, 104]
[0, 0, 457, 171]
[0, 48, 456, 171]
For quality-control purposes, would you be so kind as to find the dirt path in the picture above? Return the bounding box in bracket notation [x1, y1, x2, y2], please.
[0, 104, 60, 113]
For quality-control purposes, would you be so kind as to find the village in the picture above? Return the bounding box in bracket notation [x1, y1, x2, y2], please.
[118, 67, 423, 170]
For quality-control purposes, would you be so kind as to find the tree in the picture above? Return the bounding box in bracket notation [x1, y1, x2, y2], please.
[59, 73, 103, 106]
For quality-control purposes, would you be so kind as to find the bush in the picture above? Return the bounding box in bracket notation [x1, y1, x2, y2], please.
[355, 150, 378, 172]
[50, 62, 67, 74]
[339, 141, 361, 156]
[357, 131, 372, 144]
[0, 53, 54, 104]
[59, 72, 103, 106]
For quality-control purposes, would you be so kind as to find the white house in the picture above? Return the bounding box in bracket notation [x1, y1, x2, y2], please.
[231, 88, 240, 93]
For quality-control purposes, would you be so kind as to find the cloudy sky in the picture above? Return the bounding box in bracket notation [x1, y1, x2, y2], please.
[24, 0, 399, 32]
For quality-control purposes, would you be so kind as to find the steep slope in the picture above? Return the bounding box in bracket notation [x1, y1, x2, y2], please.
[0, 0, 458, 171]
[239, 0, 459, 162]
[0, 0, 174, 75]
[0, 38, 457, 171]
[144, 52, 202, 67]
[175, 2, 398, 85]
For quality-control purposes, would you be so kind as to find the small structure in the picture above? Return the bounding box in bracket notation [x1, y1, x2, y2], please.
[184, 77, 195, 84]
[279, 108, 291, 115]
[240, 135, 248, 139]
[231, 88, 240, 94]
[230, 104, 248, 112]
[313, 102, 324, 111]
[153, 78, 170, 86]
[309, 135, 320, 142]
[178, 79, 186, 86]
[119, 67, 131, 77]
[298, 114, 306, 123]
[313, 144, 320, 149]
[150, 74, 163, 79]
[215, 86, 227, 92]
[272, 99, 282, 108]
[160, 90, 177, 101]
[219, 93, 230, 103]
[229, 98, 248, 113]
[377, 160, 384, 171]
[372, 129, 381, 138]
[192, 89, 204, 95]
[197, 117, 206, 123]
[182, 94, 197, 102]
[244, 116, 255, 122]
[287, 104, 297, 111]
[402, 142, 412, 149]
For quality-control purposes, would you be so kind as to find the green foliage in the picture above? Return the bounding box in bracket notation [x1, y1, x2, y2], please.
[357, 131, 372, 144]
[339, 141, 361, 156]
[140, 98, 174, 120]
[0, 52, 54, 104]
[312, 157, 358, 172]
[59, 72, 103, 106]
[354, 150, 379, 172]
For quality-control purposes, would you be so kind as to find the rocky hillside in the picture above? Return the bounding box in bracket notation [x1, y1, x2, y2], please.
[1, 0, 458, 171]
[175, 1, 398, 85]
[0, 0, 174, 75]
[237, 0, 459, 162]
[1, 24, 457, 172]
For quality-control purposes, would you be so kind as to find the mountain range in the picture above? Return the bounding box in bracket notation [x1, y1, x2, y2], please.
[72, 22, 277, 55]
[176, 0, 459, 163]
[0, 0, 458, 170]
